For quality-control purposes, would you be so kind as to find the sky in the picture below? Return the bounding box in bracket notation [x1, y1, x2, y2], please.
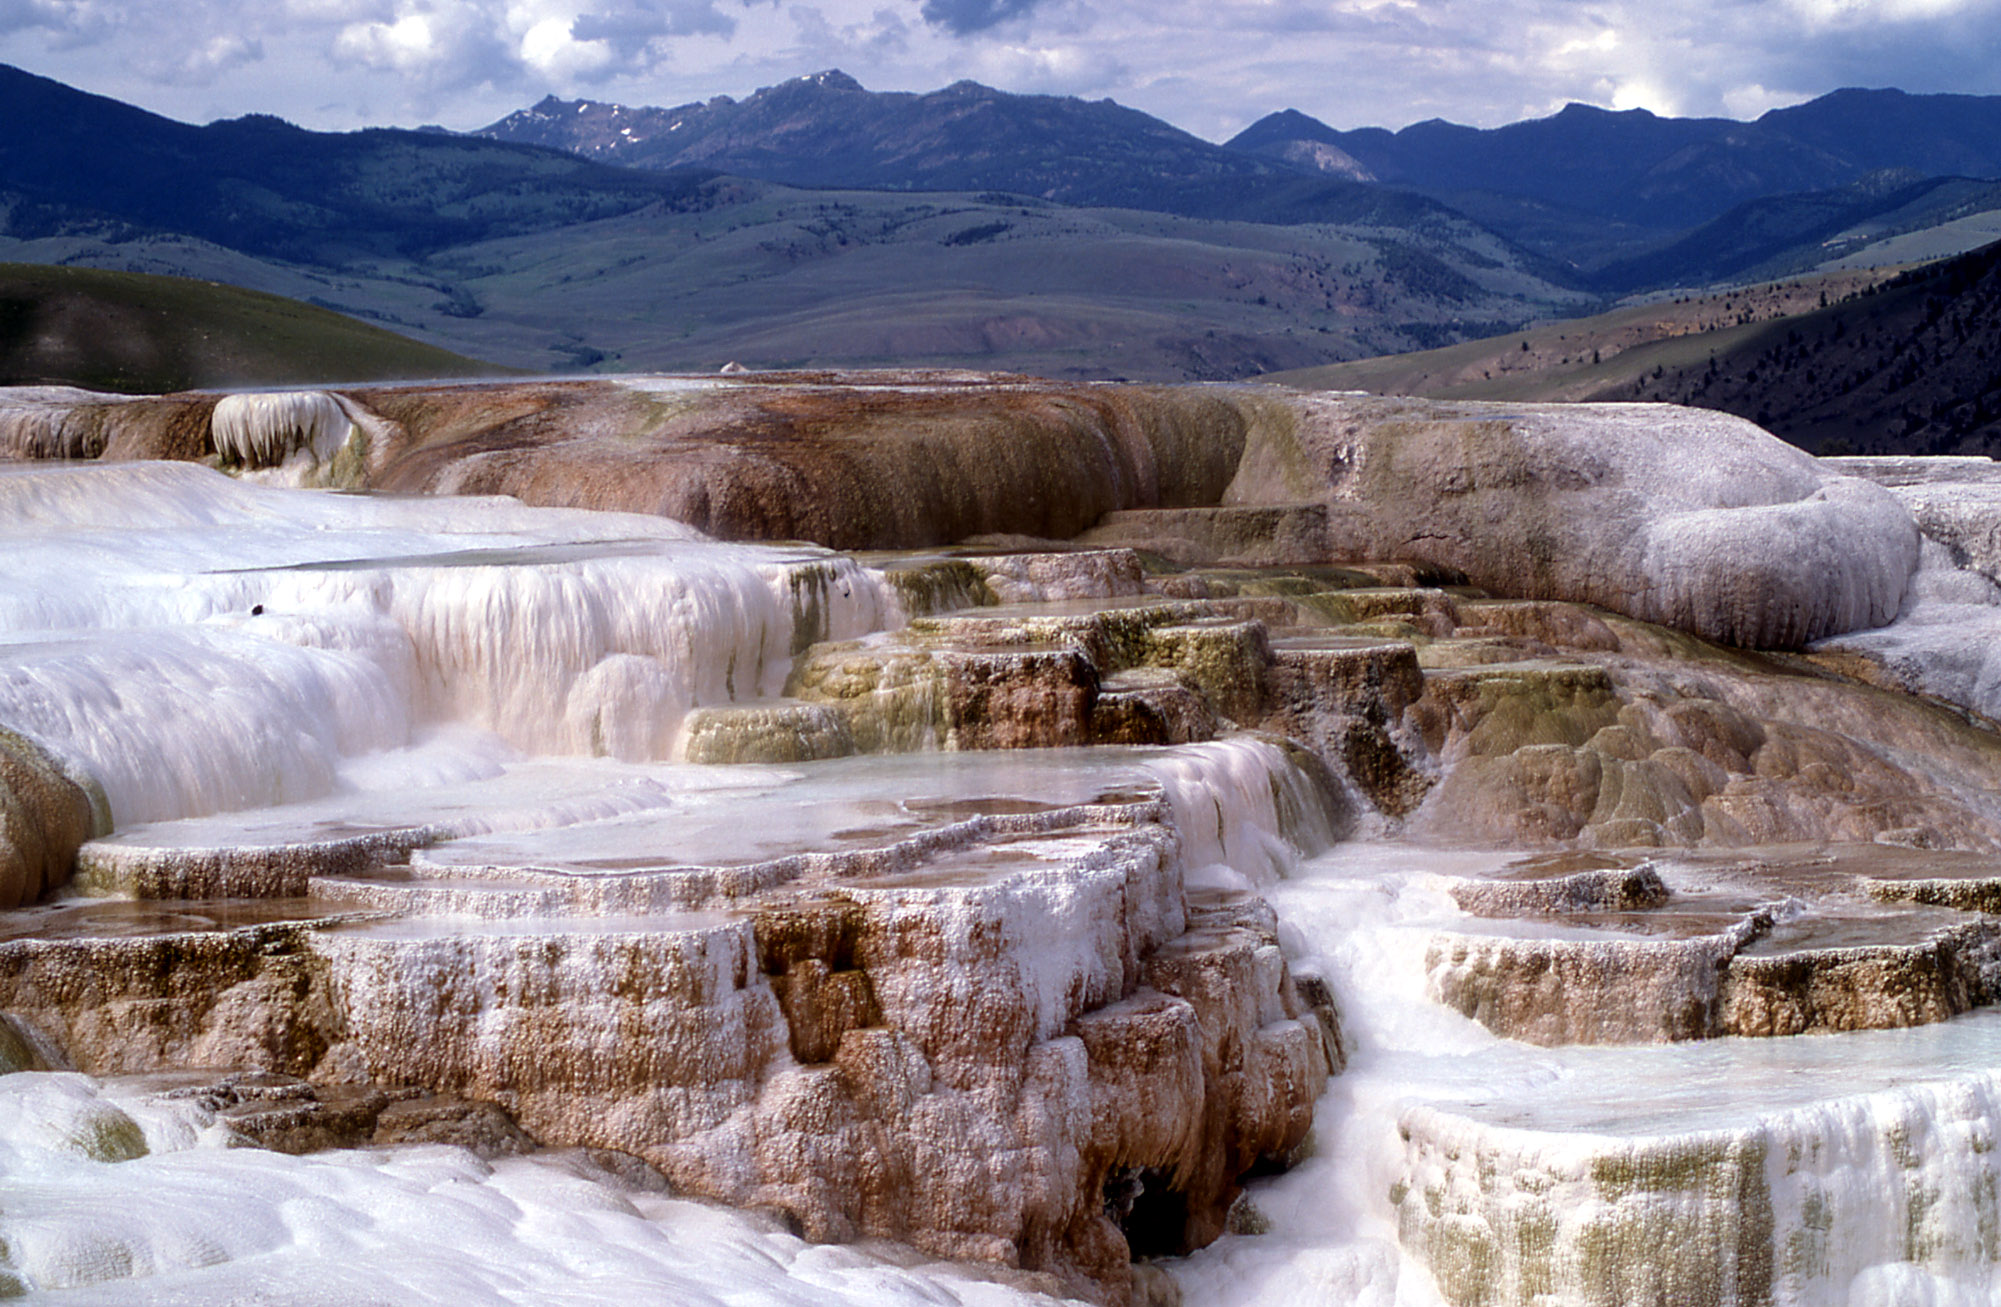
[2, 0, 1999, 142]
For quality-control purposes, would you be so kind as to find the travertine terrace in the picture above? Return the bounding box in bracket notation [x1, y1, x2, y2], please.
[6, 372, 2001, 1305]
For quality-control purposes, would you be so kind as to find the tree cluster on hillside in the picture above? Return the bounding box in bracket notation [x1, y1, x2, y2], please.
[1617, 241, 2001, 455]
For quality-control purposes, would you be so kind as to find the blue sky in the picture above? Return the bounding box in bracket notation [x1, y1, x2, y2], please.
[3, 0, 1999, 140]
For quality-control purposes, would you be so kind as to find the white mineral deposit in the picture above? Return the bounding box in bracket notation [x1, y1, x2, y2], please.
[8, 376, 2001, 1306]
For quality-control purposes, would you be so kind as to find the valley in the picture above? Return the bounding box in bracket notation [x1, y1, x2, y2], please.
[5, 42, 2001, 1307]
[8, 63, 2001, 386]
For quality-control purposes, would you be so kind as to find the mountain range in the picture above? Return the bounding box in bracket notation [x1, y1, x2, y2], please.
[2, 60, 1999, 386]
[1228, 90, 2001, 231]
[479, 73, 2001, 285]
[0, 62, 1588, 379]
[474, 71, 1468, 234]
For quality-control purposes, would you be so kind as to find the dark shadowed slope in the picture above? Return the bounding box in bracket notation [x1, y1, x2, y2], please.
[0, 264, 500, 392]
[1613, 240, 2001, 455]
[1229, 89, 2001, 232]
[0, 63, 725, 265]
[1272, 241, 2001, 457]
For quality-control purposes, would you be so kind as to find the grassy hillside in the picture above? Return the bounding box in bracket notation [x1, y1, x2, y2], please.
[1614, 240, 2001, 455]
[1264, 268, 1897, 400]
[1270, 241, 2001, 456]
[0, 263, 501, 392]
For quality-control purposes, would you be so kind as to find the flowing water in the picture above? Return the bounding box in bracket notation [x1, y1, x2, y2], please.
[18, 837, 2001, 1304]
[1177, 845, 2001, 1307]
[7, 460, 2001, 1305]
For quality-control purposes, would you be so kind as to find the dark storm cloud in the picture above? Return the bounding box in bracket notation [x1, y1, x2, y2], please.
[1753, 7, 2001, 102]
[571, 0, 734, 50]
[917, 0, 1040, 37]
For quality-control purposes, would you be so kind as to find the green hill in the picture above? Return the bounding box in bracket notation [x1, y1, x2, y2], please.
[0, 263, 502, 393]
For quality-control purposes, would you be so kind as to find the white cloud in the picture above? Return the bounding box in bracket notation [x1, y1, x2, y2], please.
[335, 12, 440, 70]
[970, 40, 1125, 94]
[519, 14, 615, 76]
[0, 0, 1995, 137]
[1723, 82, 1812, 117]
[1611, 78, 1680, 115]
[327, 0, 520, 96]
[156, 32, 266, 83]
[1786, 0, 1982, 24]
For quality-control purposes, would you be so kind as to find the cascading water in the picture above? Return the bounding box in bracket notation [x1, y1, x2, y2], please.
[11, 445, 2001, 1307]
[0, 461, 896, 824]
[0, 459, 1346, 1304]
[0, 1071, 1060, 1305]
[1174, 844, 2001, 1307]
[1143, 736, 1344, 889]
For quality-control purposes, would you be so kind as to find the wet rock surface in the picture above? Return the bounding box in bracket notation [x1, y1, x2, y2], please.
[11, 377, 2001, 1304]
[1429, 847, 2001, 1044]
[0, 727, 98, 908]
[1, 375, 1929, 648]
[0, 778, 1333, 1302]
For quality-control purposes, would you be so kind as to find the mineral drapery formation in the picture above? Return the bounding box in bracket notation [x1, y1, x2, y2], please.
[6, 373, 2001, 1304]
[0, 375, 1919, 646]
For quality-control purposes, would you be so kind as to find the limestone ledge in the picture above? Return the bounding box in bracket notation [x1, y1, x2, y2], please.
[1395, 1062, 2001, 1307]
[694, 559, 2001, 858]
[0, 790, 1336, 1304]
[709, 571, 1436, 821]
[0, 377, 1926, 649]
[1429, 847, 2001, 1045]
[0, 727, 99, 909]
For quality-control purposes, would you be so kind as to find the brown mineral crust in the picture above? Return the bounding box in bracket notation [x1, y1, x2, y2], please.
[141, 818, 1314, 1303]
[785, 570, 1950, 849]
[0, 390, 219, 462]
[783, 596, 1274, 756]
[96, 393, 219, 461]
[1400, 601, 2001, 852]
[359, 379, 1253, 550]
[1428, 896, 2001, 1045]
[1267, 640, 1425, 723]
[1140, 621, 1271, 725]
[936, 646, 1098, 750]
[75, 827, 435, 900]
[1426, 926, 1752, 1045]
[1719, 925, 2000, 1037]
[0, 922, 347, 1076]
[1264, 641, 1431, 814]
[961, 549, 1148, 604]
[215, 1080, 396, 1154]
[1075, 504, 1333, 568]
[1448, 865, 1672, 917]
[681, 701, 858, 764]
[1869, 876, 2001, 913]
[1450, 598, 1624, 653]
[1, 727, 97, 907]
[368, 1094, 539, 1157]
[1090, 675, 1218, 746]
